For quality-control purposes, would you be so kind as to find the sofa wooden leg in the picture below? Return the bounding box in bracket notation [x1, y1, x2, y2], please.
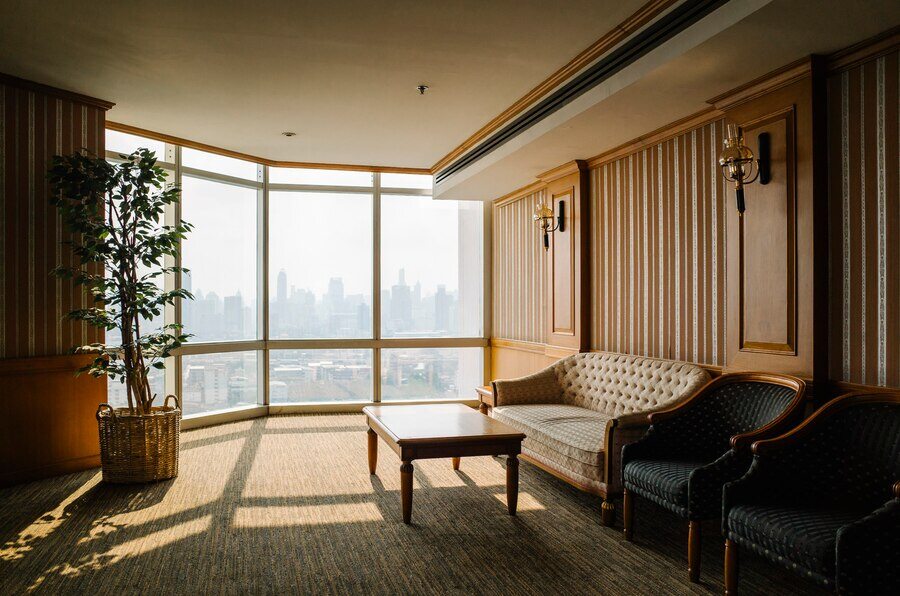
[724, 539, 738, 595]
[688, 520, 701, 582]
[600, 499, 615, 526]
[622, 489, 634, 541]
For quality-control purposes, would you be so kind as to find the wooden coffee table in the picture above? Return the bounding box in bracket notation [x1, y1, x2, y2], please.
[363, 403, 526, 524]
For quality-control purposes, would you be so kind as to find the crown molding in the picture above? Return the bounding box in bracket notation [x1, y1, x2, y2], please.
[107, 121, 431, 174]
[0, 73, 114, 110]
[493, 180, 547, 207]
[538, 159, 588, 184]
[706, 56, 814, 111]
[827, 25, 900, 73]
[586, 106, 722, 168]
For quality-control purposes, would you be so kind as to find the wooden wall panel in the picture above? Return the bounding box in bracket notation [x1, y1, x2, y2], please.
[589, 119, 727, 366]
[492, 189, 547, 343]
[828, 49, 900, 388]
[544, 162, 590, 351]
[0, 355, 106, 486]
[0, 79, 106, 359]
[0, 75, 111, 486]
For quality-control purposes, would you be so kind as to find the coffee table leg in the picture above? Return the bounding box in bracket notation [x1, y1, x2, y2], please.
[400, 461, 414, 524]
[367, 428, 377, 475]
[451, 457, 460, 470]
[506, 454, 519, 515]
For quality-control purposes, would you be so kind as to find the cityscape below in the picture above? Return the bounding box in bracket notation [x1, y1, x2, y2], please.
[107, 268, 481, 413]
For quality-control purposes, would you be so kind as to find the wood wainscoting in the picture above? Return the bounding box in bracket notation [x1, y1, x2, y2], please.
[0, 354, 107, 486]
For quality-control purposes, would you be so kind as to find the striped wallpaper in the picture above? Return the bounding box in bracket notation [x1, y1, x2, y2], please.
[0, 82, 106, 359]
[590, 119, 727, 366]
[492, 189, 547, 343]
[828, 49, 899, 388]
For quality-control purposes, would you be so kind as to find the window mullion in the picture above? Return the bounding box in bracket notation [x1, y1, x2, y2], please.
[373, 172, 382, 403]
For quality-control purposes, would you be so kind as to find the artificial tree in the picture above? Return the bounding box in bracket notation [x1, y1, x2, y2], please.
[48, 149, 192, 415]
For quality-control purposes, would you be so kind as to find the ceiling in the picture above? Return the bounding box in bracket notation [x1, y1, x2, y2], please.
[0, 0, 648, 167]
[1, 0, 897, 200]
[434, 0, 900, 200]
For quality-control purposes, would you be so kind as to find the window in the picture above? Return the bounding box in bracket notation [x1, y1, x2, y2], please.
[269, 350, 373, 403]
[182, 351, 260, 416]
[269, 191, 372, 339]
[182, 148, 259, 181]
[269, 167, 373, 187]
[381, 348, 483, 401]
[381, 195, 483, 338]
[181, 176, 259, 343]
[103, 129, 485, 420]
[381, 173, 432, 190]
[106, 130, 166, 157]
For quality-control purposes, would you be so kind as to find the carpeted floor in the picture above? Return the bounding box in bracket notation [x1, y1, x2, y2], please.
[0, 414, 826, 595]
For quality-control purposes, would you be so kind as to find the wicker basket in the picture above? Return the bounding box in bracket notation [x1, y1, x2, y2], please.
[96, 395, 181, 483]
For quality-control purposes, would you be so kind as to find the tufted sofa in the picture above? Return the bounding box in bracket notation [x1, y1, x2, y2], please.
[490, 351, 710, 525]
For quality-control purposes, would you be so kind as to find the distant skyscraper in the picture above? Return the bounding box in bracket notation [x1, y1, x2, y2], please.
[224, 293, 243, 337]
[277, 269, 287, 302]
[435, 284, 450, 331]
[391, 268, 412, 330]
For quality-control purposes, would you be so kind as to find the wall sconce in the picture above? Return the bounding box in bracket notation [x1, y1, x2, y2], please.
[718, 124, 769, 215]
[533, 199, 565, 250]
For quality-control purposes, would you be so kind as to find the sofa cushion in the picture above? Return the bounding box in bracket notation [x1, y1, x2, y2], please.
[623, 458, 707, 517]
[552, 352, 711, 417]
[492, 404, 609, 465]
[727, 504, 864, 579]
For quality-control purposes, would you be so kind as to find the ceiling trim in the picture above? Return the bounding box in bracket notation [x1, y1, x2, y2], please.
[586, 106, 722, 167]
[706, 56, 814, 111]
[0, 72, 115, 110]
[827, 25, 900, 73]
[538, 159, 588, 183]
[493, 180, 547, 207]
[429, 0, 680, 174]
[107, 121, 432, 174]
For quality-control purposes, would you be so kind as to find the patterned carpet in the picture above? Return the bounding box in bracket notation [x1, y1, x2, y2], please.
[0, 414, 826, 595]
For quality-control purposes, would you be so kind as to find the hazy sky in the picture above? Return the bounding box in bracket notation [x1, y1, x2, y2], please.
[181, 182, 482, 302]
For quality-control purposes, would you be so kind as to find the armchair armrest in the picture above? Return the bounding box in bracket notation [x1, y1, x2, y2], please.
[603, 417, 650, 495]
[836, 494, 900, 594]
[492, 367, 561, 407]
[730, 379, 806, 451]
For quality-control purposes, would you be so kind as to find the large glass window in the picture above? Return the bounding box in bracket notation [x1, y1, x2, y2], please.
[381, 195, 483, 338]
[182, 351, 260, 416]
[269, 350, 373, 403]
[381, 348, 483, 401]
[269, 191, 372, 339]
[104, 128, 485, 418]
[181, 176, 259, 343]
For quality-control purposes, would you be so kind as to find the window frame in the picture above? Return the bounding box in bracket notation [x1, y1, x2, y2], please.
[105, 136, 491, 423]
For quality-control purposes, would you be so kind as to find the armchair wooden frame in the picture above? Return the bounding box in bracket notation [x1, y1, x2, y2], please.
[724, 391, 900, 595]
[623, 372, 807, 583]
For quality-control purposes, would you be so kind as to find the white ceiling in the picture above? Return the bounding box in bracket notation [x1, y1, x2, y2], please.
[435, 0, 900, 200]
[0, 0, 648, 167]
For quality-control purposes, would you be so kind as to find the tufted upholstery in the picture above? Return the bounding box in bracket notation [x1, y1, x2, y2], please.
[553, 353, 710, 416]
[490, 352, 710, 501]
[723, 397, 900, 594]
[622, 378, 803, 519]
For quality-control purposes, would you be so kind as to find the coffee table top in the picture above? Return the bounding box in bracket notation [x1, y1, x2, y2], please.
[363, 403, 525, 446]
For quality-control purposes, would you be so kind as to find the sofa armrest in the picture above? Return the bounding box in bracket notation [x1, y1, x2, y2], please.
[492, 367, 561, 407]
[603, 418, 649, 496]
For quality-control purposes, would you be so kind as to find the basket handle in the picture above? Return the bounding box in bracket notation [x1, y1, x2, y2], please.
[164, 394, 180, 410]
[96, 403, 116, 421]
